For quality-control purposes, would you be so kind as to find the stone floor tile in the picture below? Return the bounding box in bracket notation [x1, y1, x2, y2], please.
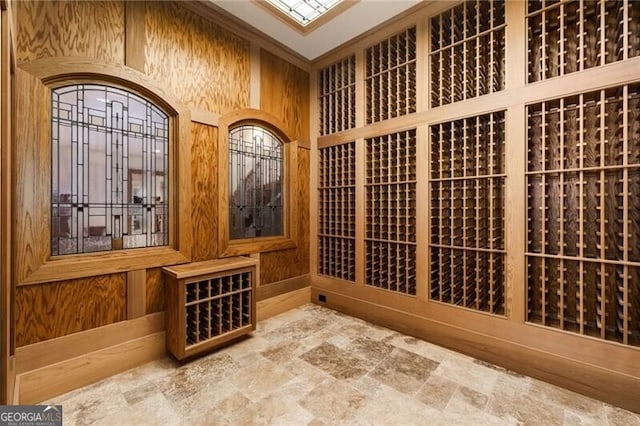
[228, 357, 295, 402]
[368, 347, 439, 395]
[415, 374, 459, 410]
[47, 304, 639, 425]
[299, 342, 373, 380]
[433, 356, 500, 395]
[298, 378, 367, 424]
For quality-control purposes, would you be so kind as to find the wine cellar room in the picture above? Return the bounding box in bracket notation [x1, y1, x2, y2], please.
[1, 0, 640, 422]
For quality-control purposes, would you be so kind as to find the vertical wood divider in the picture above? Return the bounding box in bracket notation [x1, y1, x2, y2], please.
[127, 269, 147, 319]
[416, 125, 428, 301]
[505, 0, 526, 322]
[355, 50, 364, 129]
[355, 137, 365, 287]
[124, 1, 146, 72]
[250, 42, 261, 109]
[309, 70, 319, 277]
[0, 5, 15, 404]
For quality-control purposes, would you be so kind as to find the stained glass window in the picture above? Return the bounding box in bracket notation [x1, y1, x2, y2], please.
[228, 125, 284, 239]
[51, 84, 169, 255]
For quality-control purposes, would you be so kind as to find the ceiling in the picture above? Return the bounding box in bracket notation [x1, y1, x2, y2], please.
[212, 0, 422, 61]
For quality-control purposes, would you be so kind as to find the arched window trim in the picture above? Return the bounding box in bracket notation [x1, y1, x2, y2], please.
[50, 83, 171, 256]
[15, 58, 192, 286]
[218, 108, 298, 257]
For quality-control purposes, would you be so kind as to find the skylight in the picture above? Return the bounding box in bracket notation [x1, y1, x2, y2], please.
[264, 0, 342, 26]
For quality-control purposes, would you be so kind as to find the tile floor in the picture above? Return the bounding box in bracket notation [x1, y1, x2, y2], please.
[47, 304, 640, 425]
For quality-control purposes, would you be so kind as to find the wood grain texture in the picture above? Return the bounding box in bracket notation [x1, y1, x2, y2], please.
[144, 1, 250, 114]
[15, 274, 127, 347]
[1, 6, 14, 404]
[162, 257, 258, 280]
[191, 123, 218, 262]
[255, 51, 310, 283]
[16, 0, 124, 64]
[14, 58, 192, 285]
[124, 0, 145, 72]
[256, 287, 310, 321]
[15, 312, 164, 374]
[13, 68, 48, 285]
[256, 274, 310, 301]
[216, 109, 299, 258]
[260, 49, 310, 143]
[260, 148, 310, 284]
[145, 268, 164, 314]
[126, 270, 146, 319]
[18, 332, 165, 404]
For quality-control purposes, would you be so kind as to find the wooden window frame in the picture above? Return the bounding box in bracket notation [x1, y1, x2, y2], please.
[15, 58, 192, 286]
[251, 0, 359, 35]
[218, 108, 298, 257]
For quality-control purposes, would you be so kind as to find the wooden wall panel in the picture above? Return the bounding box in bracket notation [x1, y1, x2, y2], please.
[260, 49, 310, 142]
[144, 1, 250, 115]
[15, 274, 126, 347]
[13, 68, 48, 285]
[16, 0, 124, 64]
[260, 148, 310, 284]
[190, 123, 218, 262]
[258, 49, 310, 285]
[145, 268, 164, 314]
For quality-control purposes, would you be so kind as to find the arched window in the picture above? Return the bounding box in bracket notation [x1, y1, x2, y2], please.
[218, 109, 298, 257]
[228, 124, 284, 239]
[51, 84, 169, 255]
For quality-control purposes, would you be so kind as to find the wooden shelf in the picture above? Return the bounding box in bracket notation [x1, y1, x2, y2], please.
[319, 55, 357, 136]
[365, 27, 417, 124]
[365, 130, 417, 295]
[430, 0, 505, 108]
[526, 83, 640, 346]
[318, 142, 356, 281]
[163, 257, 258, 360]
[429, 112, 506, 315]
[527, 0, 640, 83]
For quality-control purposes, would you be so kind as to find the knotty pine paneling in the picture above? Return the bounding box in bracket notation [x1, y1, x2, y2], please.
[16, 0, 124, 64]
[260, 148, 310, 285]
[16, 274, 126, 346]
[190, 123, 218, 262]
[260, 49, 310, 142]
[144, 1, 250, 115]
[145, 268, 164, 314]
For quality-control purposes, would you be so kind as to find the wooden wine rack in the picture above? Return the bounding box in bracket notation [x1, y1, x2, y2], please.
[527, 0, 640, 83]
[526, 83, 640, 346]
[429, 112, 506, 315]
[163, 257, 258, 360]
[365, 130, 417, 295]
[318, 142, 356, 281]
[319, 55, 356, 135]
[430, 0, 505, 108]
[365, 27, 417, 124]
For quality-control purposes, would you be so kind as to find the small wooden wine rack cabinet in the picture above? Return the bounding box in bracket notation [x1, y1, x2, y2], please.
[163, 257, 258, 360]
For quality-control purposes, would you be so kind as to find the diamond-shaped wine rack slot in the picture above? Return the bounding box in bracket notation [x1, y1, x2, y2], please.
[318, 142, 356, 281]
[527, 0, 640, 84]
[365, 27, 417, 124]
[430, 0, 505, 108]
[526, 83, 640, 346]
[429, 111, 506, 315]
[365, 130, 417, 295]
